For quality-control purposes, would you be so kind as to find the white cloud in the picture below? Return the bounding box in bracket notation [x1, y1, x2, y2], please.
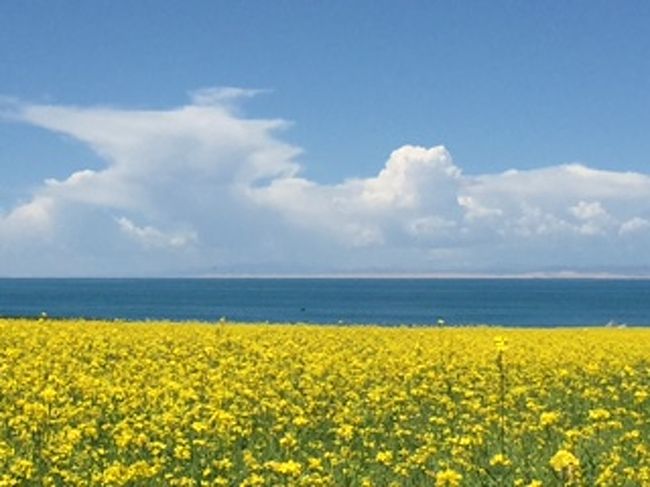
[190, 86, 270, 106]
[570, 201, 608, 220]
[619, 217, 650, 236]
[246, 145, 464, 247]
[360, 145, 460, 209]
[568, 201, 614, 236]
[116, 217, 197, 249]
[457, 195, 503, 221]
[0, 196, 57, 241]
[2, 89, 650, 276]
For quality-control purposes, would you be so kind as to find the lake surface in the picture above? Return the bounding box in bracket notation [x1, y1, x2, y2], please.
[0, 278, 649, 327]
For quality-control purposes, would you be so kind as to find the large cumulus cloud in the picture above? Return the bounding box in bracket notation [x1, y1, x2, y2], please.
[1, 89, 650, 276]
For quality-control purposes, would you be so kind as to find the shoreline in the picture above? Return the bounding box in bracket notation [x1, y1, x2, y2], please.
[1, 317, 646, 330]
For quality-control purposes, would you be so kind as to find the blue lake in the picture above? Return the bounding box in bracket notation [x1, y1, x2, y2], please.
[0, 278, 649, 327]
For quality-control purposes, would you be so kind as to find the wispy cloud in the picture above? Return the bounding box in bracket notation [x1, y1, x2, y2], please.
[2, 89, 650, 276]
[190, 86, 271, 106]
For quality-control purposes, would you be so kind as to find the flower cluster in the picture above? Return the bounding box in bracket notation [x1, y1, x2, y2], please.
[0, 319, 647, 485]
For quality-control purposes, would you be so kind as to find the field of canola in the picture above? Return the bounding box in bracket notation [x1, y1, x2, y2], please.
[0, 319, 648, 486]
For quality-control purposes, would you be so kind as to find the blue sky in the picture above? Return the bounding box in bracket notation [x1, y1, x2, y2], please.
[1, 1, 650, 276]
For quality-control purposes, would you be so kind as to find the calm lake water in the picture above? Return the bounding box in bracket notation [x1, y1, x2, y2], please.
[0, 278, 649, 327]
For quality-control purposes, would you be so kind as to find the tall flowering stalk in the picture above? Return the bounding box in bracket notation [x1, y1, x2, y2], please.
[494, 336, 508, 455]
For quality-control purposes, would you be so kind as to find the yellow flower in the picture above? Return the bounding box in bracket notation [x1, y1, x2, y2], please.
[213, 457, 233, 471]
[280, 432, 298, 449]
[489, 453, 511, 467]
[376, 451, 393, 466]
[173, 443, 191, 461]
[40, 386, 57, 404]
[588, 408, 611, 421]
[266, 460, 302, 477]
[100, 463, 128, 485]
[435, 468, 463, 486]
[308, 457, 323, 471]
[293, 415, 309, 427]
[549, 449, 580, 472]
[241, 473, 265, 486]
[0, 318, 648, 485]
[634, 389, 648, 404]
[336, 424, 354, 441]
[243, 450, 259, 469]
[191, 421, 208, 434]
[540, 411, 560, 427]
[494, 336, 508, 352]
[10, 458, 35, 479]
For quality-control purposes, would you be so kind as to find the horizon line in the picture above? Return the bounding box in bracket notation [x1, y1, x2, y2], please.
[3, 272, 650, 280]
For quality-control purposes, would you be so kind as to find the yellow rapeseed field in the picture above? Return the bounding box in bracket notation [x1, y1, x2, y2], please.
[0, 319, 648, 486]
